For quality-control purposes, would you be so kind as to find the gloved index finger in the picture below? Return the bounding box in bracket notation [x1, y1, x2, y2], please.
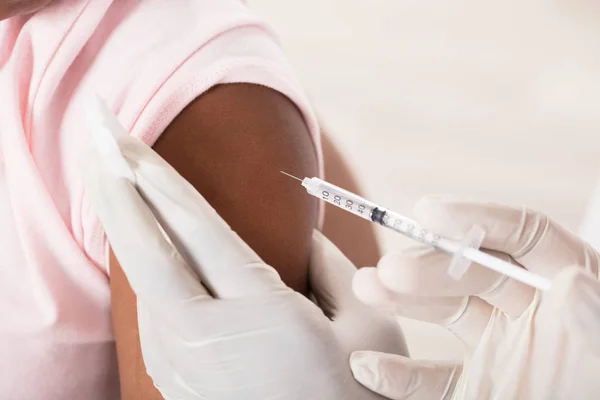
[83, 147, 209, 312]
[414, 197, 600, 279]
[376, 247, 536, 318]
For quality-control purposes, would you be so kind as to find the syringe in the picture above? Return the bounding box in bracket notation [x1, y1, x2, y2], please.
[282, 172, 552, 292]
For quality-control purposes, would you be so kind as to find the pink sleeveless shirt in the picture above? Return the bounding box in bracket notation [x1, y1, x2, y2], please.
[0, 1, 320, 398]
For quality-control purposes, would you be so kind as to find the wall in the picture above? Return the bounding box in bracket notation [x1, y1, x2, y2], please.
[249, 0, 600, 361]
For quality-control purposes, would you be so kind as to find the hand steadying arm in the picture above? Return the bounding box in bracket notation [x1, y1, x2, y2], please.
[109, 83, 319, 399]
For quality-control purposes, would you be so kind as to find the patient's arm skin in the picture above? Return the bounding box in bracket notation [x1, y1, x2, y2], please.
[109, 83, 318, 399]
[320, 133, 382, 268]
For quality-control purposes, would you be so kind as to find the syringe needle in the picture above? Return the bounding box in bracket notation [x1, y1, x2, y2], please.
[280, 171, 302, 182]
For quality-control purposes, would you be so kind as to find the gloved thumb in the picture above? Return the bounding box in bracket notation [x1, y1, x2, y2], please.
[308, 230, 359, 318]
[350, 351, 461, 400]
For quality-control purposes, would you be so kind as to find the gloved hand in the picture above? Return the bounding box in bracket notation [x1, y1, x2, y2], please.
[351, 197, 600, 400]
[82, 99, 408, 400]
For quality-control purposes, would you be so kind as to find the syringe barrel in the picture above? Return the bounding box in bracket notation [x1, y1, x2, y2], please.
[302, 177, 445, 248]
[302, 177, 377, 222]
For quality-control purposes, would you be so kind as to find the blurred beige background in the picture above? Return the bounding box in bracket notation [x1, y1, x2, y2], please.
[248, 0, 600, 360]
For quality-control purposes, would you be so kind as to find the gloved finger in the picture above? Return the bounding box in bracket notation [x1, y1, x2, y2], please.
[308, 230, 361, 317]
[119, 136, 285, 299]
[309, 231, 410, 356]
[86, 93, 136, 183]
[414, 197, 600, 279]
[377, 247, 536, 318]
[86, 97, 284, 298]
[350, 351, 461, 400]
[353, 268, 492, 348]
[83, 148, 208, 313]
[551, 266, 600, 356]
[136, 303, 186, 400]
[138, 303, 203, 400]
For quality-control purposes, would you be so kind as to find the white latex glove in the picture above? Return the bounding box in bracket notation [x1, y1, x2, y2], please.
[351, 197, 600, 400]
[82, 98, 408, 400]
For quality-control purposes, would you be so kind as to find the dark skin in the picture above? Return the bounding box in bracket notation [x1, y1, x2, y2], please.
[0, 0, 52, 20]
[110, 84, 319, 399]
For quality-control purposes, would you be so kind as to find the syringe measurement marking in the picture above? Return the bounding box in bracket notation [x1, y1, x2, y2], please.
[346, 199, 353, 210]
[319, 187, 440, 245]
[325, 192, 435, 245]
[322, 190, 367, 214]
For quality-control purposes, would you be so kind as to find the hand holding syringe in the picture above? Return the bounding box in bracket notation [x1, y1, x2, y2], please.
[281, 172, 552, 291]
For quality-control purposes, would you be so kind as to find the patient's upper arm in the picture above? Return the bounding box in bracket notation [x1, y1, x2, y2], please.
[153, 83, 319, 291]
[110, 83, 319, 399]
